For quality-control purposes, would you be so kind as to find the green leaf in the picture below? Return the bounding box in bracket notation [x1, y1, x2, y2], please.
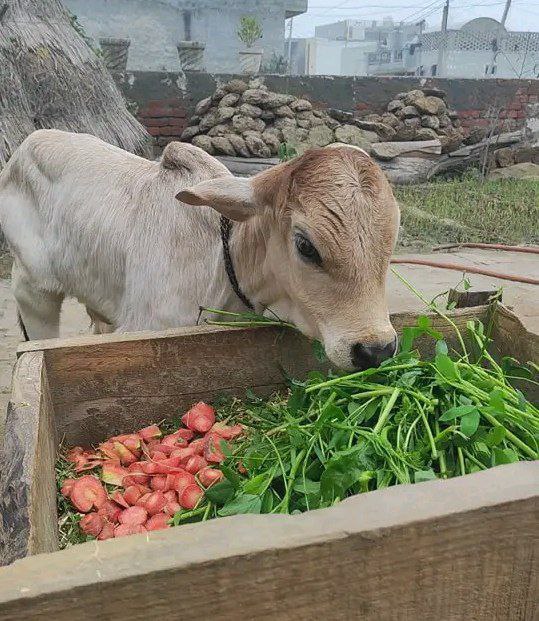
[347, 401, 366, 424]
[493, 447, 519, 465]
[320, 451, 365, 502]
[220, 463, 241, 489]
[417, 315, 431, 329]
[243, 470, 274, 496]
[435, 353, 460, 381]
[204, 480, 235, 505]
[312, 339, 327, 363]
[435, 340, 448, 356]
[485, 425, 506, 447]
[260, 489, 274, 513]
[287, 384, 306, 415]
[488, 389, 506, 414]
[460, 409, 480, 437]
[439, 404, 477, 422]
[414, 469, 437, 483]
[218, 493, 262, 517]
[293, 479, 320, 495]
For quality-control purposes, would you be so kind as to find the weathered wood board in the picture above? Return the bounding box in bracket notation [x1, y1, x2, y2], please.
[0, 304, 537, 619]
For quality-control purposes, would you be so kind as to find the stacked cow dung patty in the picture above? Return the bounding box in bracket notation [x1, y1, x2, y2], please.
[182, 79, 466, 158]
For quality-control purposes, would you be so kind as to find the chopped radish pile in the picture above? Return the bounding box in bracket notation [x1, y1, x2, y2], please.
[60, 402, 243, 541]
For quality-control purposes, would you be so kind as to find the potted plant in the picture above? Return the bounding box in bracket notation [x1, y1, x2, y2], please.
[177, 10, 205, 71]
[99, 37, 131, 73]
[237, 16, 263, 75]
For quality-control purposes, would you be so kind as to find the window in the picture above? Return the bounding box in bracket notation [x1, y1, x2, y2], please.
[431, 64, 437, 76]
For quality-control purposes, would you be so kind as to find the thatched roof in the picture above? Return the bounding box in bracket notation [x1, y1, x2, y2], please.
[0, 0, 150, 168]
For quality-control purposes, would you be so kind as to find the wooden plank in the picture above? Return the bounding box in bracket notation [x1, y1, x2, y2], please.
[0, 462, 536, 620]
[18, 308, 488, 447]
[0, 352, 58, 566]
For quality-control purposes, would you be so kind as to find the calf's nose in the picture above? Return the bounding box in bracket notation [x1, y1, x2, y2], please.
[351, 338, 397, 370]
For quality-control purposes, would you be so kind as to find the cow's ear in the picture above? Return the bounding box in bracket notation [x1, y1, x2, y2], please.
[176, 176, 256, 222]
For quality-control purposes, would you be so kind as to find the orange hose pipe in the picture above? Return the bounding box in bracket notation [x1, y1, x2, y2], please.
[432, 243, 539, 254]
[390, 258, 539, 285]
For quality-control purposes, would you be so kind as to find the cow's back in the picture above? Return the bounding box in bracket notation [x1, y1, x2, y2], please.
[0, 129, 231, 328]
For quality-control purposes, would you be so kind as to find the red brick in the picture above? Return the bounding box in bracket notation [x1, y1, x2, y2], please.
[147, 126, 160, 137]
[529, 95, 538, 103]
[472, 118, 490, 127]
[458, 109, 479, 119]
[508, 100, 522, 111]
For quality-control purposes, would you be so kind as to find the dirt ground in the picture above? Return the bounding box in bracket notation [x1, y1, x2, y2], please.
[0, 248, 537, 438]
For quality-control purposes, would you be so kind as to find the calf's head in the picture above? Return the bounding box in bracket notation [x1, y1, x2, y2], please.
[178, 146, 399, 370]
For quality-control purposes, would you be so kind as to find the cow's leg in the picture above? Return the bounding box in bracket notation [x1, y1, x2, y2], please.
[86, 307, 115, 334]
[11, 261, 64, 340]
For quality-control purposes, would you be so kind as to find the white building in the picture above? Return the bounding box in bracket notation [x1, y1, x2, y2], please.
[407, 18, 539, 79]
[290, 18, 420, 76]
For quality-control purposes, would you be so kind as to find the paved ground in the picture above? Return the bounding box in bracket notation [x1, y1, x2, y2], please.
[0, 248, 537, 437]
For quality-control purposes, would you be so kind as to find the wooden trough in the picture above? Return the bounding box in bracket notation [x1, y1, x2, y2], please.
[0, 305, 537, 620]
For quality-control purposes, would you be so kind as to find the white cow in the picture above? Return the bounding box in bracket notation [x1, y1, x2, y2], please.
[0, 129, 400, 370]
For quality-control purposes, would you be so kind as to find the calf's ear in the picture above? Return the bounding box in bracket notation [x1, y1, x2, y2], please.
[176, 176, 256, 222]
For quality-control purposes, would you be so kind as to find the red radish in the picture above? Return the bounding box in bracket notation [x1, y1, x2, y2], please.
[203, 433, 227, 463]
[99, 441, 121, 461]
[112, 442, 137, 466]
[111, 491, 130, 509]
[238, 462, 247, 474]
[119, 505, 148, 526]
[185, 456, 208, 474]
[151, 451, 167, 462]
[189, 438, 205, 455]
[135, 492, 152, 507]
[66, 446, 84, 463]
[70, 476, 107, 512]
[126, 462, 150, 485]
[178, 484, 204, 510]
[182, 402, 216, 433]
[150, 475, 167, 492]
[138, 424, 162, 441]
[211, 422, 243, 440]
[198, 467, 224, 488]
[144, 491, 167, 516]
[164, 500, 181, 516]
[169, 447, 196, 464]
[121, 436, 142, 457]
[80, 512, 104, 537]
[161, 434, 188, 448]
[98, 500, 122, 523]
[137, 483, 151, 495]
[114, 523, 146, 538]
[61, 478, 76, 498]
[164, 474, 178, 492]
[101, 461, 128, 486]
[149, 444, 175, 456]
[146, 513, 171, 531]
[164, 490, 177, 503]
[97, 522, 115, 540]
[171, 470, 196, 493]
[172, 428, 194, 442]
[123, 485, 143, 505]
[140, 461, 160, 475]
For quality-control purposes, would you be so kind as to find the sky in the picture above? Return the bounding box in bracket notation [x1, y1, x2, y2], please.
[291, 0, 539, 37]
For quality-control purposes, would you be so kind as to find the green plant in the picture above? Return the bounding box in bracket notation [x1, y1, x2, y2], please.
[261, 52, 289, 74]
[237, 16, 263, 48]
[278, 142, 297, 162]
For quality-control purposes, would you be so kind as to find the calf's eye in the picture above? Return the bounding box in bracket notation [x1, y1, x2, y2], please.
[294, 233, 322, 265]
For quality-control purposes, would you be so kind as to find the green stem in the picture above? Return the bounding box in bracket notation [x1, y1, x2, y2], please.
[481, 411, 537, 459]
[306, 365, 417, 393]
[373, 388, 401, 434]
[434, 421, 447, 477]
[457, 447, 466, 476]
[417, 401, 437, 459]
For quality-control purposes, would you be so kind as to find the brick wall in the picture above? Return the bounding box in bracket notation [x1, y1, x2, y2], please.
[117, 72, 539, 150]
[138, 99, 188, 150]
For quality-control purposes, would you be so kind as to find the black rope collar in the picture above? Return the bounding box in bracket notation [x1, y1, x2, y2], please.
[220, 215, 255, 311]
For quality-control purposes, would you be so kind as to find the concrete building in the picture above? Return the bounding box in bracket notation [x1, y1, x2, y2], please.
[291, 18, 420, 76]
[407, 18, 539, 79]
[64, 0, 307, 72]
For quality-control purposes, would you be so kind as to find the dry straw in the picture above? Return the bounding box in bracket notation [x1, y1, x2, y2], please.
[0, 0, 150, 168]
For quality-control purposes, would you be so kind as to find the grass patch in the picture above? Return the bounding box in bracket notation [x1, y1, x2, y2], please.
[396, 177, 539, 247]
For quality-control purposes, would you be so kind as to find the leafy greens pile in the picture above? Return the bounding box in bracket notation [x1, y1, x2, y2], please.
[174, 310, 538, 524]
